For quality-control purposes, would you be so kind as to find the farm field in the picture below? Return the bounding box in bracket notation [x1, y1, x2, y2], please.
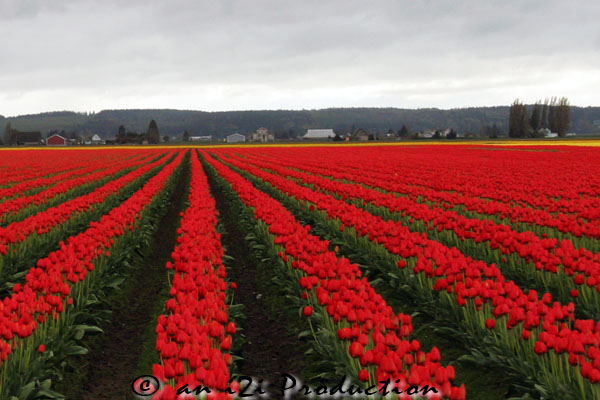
[1, 144, 600, 399]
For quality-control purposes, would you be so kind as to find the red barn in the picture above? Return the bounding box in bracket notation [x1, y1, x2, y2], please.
[46, 134, 68, 146]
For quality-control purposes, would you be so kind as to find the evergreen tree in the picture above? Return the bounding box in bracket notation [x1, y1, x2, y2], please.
[146, 120, 160, 144]
[548, 97, 559, 134]
[555, 97, 570, 137]
[3, 122, 12, 146]
[183, 130, 190, 142]
[398, 124, 409, 138]
[530, 101, 542, 132]
[3, 122, 16, 146]
[117, 125, 127, 144]
[508, 99, 531, 138]
[541, 98, 549, 129]
[492, 123, 501, 138]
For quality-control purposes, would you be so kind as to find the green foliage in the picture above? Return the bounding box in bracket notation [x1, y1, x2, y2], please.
[515, 97, 571, 137]
[398, 124, 410, 137]
[548, 97, 570, 136]
[146, 120, 160, 144]
[529, 101, 542, 132]
[509, 99, 531, 138]
[3, 121, 16, 145]
[116, 125, 126, 143]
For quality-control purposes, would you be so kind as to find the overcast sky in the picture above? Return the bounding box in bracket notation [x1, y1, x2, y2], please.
[1, 0, 599, 116]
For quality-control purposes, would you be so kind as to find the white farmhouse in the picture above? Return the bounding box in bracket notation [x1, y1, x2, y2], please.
[190, 135, 213, 141]
[303, 129, 335, 140]
[91, 134, 104, 145]
[227, 133, 246, 143]
[248, 128, 274, 142]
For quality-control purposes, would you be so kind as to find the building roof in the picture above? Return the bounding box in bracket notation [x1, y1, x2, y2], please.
[304, 129, 335, 139]
[91, 134, 102, 141]
[351, 128, 369, 137]
[227, 133, 245, 138]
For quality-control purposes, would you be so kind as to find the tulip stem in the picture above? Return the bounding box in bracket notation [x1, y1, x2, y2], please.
[308, 317, 320, 346]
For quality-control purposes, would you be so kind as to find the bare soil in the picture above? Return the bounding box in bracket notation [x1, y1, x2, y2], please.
[204, 160, 310, 398]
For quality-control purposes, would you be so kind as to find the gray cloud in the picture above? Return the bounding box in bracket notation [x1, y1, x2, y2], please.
[0, 0, 599, 115]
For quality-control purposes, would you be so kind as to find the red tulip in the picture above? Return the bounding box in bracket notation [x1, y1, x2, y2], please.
[349, 341, 363, 357]
[534, 341, 548, 354]
[359, 369, 370, 382]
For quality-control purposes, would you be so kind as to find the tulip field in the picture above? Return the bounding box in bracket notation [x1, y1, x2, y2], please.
[1, 143, 600, 399]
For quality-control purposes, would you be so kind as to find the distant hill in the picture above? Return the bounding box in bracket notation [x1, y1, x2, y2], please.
[1, 106, 599, 139]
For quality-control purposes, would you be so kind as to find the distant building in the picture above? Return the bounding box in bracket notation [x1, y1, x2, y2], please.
[350, 128, 369, 141]
[91, 134, 104, 145]
[543, 128, 558, 138]
[190, 135, 213, 141]
[46, 133, 68, 146]
[227, 133, 246, 143]
[418, 129, 435, 139]
[303, 129, 335, 140]
[248, 127, 274, 142]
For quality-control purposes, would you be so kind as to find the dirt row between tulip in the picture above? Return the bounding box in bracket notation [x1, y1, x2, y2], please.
[56, 154, 191, 400]
[204, 156, 311, 397]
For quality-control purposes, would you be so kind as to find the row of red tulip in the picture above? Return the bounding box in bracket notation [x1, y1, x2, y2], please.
[244, 146, 600, 214]
[0, 152, 159, 222]
[0, 152, 133, 201]
[0, 150, 143, 189]
[0, 151, 184, 373]
[203, 151, 466, 400]
[242, 148, 600, 238]
[151, 152, 235, 400]
[0, 152, 173, 257]
[215, 149, 600, 396]
[230, 153, 600, 311]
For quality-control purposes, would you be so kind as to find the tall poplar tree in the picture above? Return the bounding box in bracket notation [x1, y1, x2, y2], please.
[146, 120, 160, 144]
[509, 99, 531, 138]
[529, 101, 542, 132]
[555, 97, 570, 137]
[3, 122, 15, 146]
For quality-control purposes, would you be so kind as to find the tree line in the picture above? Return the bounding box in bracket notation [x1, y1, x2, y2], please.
[509, 97, 571, 138]
[3, 103, 597, 144]
[114, 120, 162, 144]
